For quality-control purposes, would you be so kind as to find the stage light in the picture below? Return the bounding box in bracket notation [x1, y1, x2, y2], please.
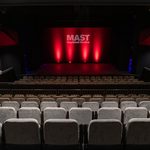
[64, 28, 76, 64]
[93, 28, 102, 63]
[52, 28, 63, 63]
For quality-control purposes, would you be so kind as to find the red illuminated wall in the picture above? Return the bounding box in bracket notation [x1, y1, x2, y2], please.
[44, 27, 111, 63]
[0, 31, 18, 47]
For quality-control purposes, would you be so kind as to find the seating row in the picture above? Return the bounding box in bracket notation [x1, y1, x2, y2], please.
[0, 96, 149, 105]
[0, 106, 149, 125]
[0, 118, 150, 150]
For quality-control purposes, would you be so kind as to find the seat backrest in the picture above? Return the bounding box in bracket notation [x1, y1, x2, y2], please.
[44, 119, 79, 145]
[89, 98, 103, 104]
[98, 108, 122, 121]
[124, 107, 147, 124]
[56, 98, 70, 106]
[21, 101, 39, 108]
[82, 102, 99, 112]
[101, 101, 118, 108]
[88, 119, 122, 145]
[136, 98, 150, 104]
[126, 118, 150, 144]
[11, 97, 25, 104]
[4, 118, 40, 144]
[120, 101, 137, 112]
[26, 98, 40, 103]
[60, 102, 78, 111]
[41, 97, 55, 102]
[69, 108, 92, 125]
[72, 98, 85, 107]
[18, 107, 41, 125]
[139, 101, 150, 111]
[2, 101, 20, 111]
[105, 98, 118, 102]
[43, 108, 66, 122]
[0, 98, 10, 103]
[0, 107, 17, 124]
[40, 101, 58, 111]
[120, 98, 135, 102]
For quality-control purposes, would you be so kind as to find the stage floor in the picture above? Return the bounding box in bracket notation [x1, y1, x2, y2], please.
[36, 63, 123, 76]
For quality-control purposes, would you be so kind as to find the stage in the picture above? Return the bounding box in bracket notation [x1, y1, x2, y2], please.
[36, 63, 123, 76]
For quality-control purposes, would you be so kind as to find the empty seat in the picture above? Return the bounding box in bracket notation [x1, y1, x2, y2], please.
[18, 107, 41, 125]
[41, 97, 55, 102]
[11, 97, 25, 104]
[92, 94, 104, 98]
[21, 101, 39, 108]
[98, 108, 122, 121]
[14, 94, 25, 98]
[126, 118, 150, 146]
[139, 101, 150, 111]
[56, 98, 70, 106]
[0, 107, 17, 124]
[105, 98, 119, 102]
[60, 102, 78, 111]
[82, 102, 99, 112]
[120, 101, 137, 112]
[4, 118, 41, 149]
[2, 101, 20, 111]
[89, 98, 103, 104]
[43, 108, 66, 122]
[81, 95, 91, 101]
[26, 98, 40, 103]
[44, 119, 79, 149]
[124, 107, 147, 124]
[72, 98, 85, 107]
[120, 97, 135, 102]
[69, 108, 92, 125]
[69, 108, 92, 144]
[40, 101, 57, 111]
[105, 94, 117, 98]
[136, 98, 150, 104]
[101, 101, 118, 108]
[0, 97, 10, 103]
[88, 119, 122, 146]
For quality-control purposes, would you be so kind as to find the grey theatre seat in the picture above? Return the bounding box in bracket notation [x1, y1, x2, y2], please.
[21, 101, 39, 108]
[124, 107, 147, 124]
[126, 118, 150, 145]
[69, 108, 92, 125]
[2, 101, 20, 111]
[120, 101, 137, 112]
[4, 118, 41, 145]
[98, 107, 122, 121]
[60, 102, 78, 111]
[101, 101, 118, 108]
[44, 119, 79, 145]
[139, 101, 150, 111]
[43, 107, 67, 122]
[18, 107, 41, 125]
[0, 107, 17, 124]
[82, 102, 99, 112]
[40, 101, 58, 111]
[88, 119, 122, 145]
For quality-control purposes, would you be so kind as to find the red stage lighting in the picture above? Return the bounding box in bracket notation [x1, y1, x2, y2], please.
[64, 28, 76, 63]
[80, 28, 90, 63]
[52, 28, 63, 63]
[93, 28, 102, 63]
